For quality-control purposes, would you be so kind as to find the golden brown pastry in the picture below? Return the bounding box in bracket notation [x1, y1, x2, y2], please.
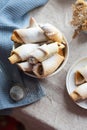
[75, 66, 87, 85]
[11, 27, 48, 44]
[40, 23, 65, 43]
[29, 42, 64, 64]
[9, 17, 67, 78]
[11, 17, 39, 44]
[70, 83, 87, 101]
[8, 44, 39, 64]
[11, 17, 65, 44]
[33, 53, 64, 78]
[17, 61, 32, 72]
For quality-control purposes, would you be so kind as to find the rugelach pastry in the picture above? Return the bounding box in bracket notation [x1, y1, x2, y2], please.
[75, 66, 87, 85]
[70, 83, 87, 101]
[8, 44, 39, 64]
[33, 53, 64, 78]
[17, 61, 32, 72]
[11, 18, 65, 44]
[29, 42, 65, 64]
[8, 17, 67, 78]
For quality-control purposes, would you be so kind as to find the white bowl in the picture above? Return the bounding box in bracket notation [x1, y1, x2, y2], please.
[13, 37, 69, 79]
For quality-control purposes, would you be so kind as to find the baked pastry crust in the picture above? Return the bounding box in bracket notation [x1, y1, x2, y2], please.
[70, 83, 87, 101]
[33, 53, 64, 78]
[75, 66, 87, 85]
[8, 17, 66, 78]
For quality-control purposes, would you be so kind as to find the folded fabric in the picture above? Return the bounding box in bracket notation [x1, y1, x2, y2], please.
[0, 0, 48, 112]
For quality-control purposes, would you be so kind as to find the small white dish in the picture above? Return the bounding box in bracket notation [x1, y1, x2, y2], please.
[66, 57, 87, 109]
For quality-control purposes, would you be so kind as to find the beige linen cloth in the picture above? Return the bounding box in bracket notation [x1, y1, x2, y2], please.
[12, 0, 87, 130]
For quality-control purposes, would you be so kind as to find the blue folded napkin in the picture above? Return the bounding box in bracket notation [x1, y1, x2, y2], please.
[0, 0, 48, 112]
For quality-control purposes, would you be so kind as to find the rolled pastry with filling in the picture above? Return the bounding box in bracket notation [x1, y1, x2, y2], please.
[40, 23, 65, 43]
[11, 27, 48, 44]
[75, 66, 87, 85]
[8, 44, 39, 64]
[11, 17, 48, 44]
[17, 61, 32, 72]
[33, 53, 64, 78]
[29, 42, 63, 64]
[11, 18, 65, 44]
[70, 83, 87, 101]
[11, 17, 39, 44]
